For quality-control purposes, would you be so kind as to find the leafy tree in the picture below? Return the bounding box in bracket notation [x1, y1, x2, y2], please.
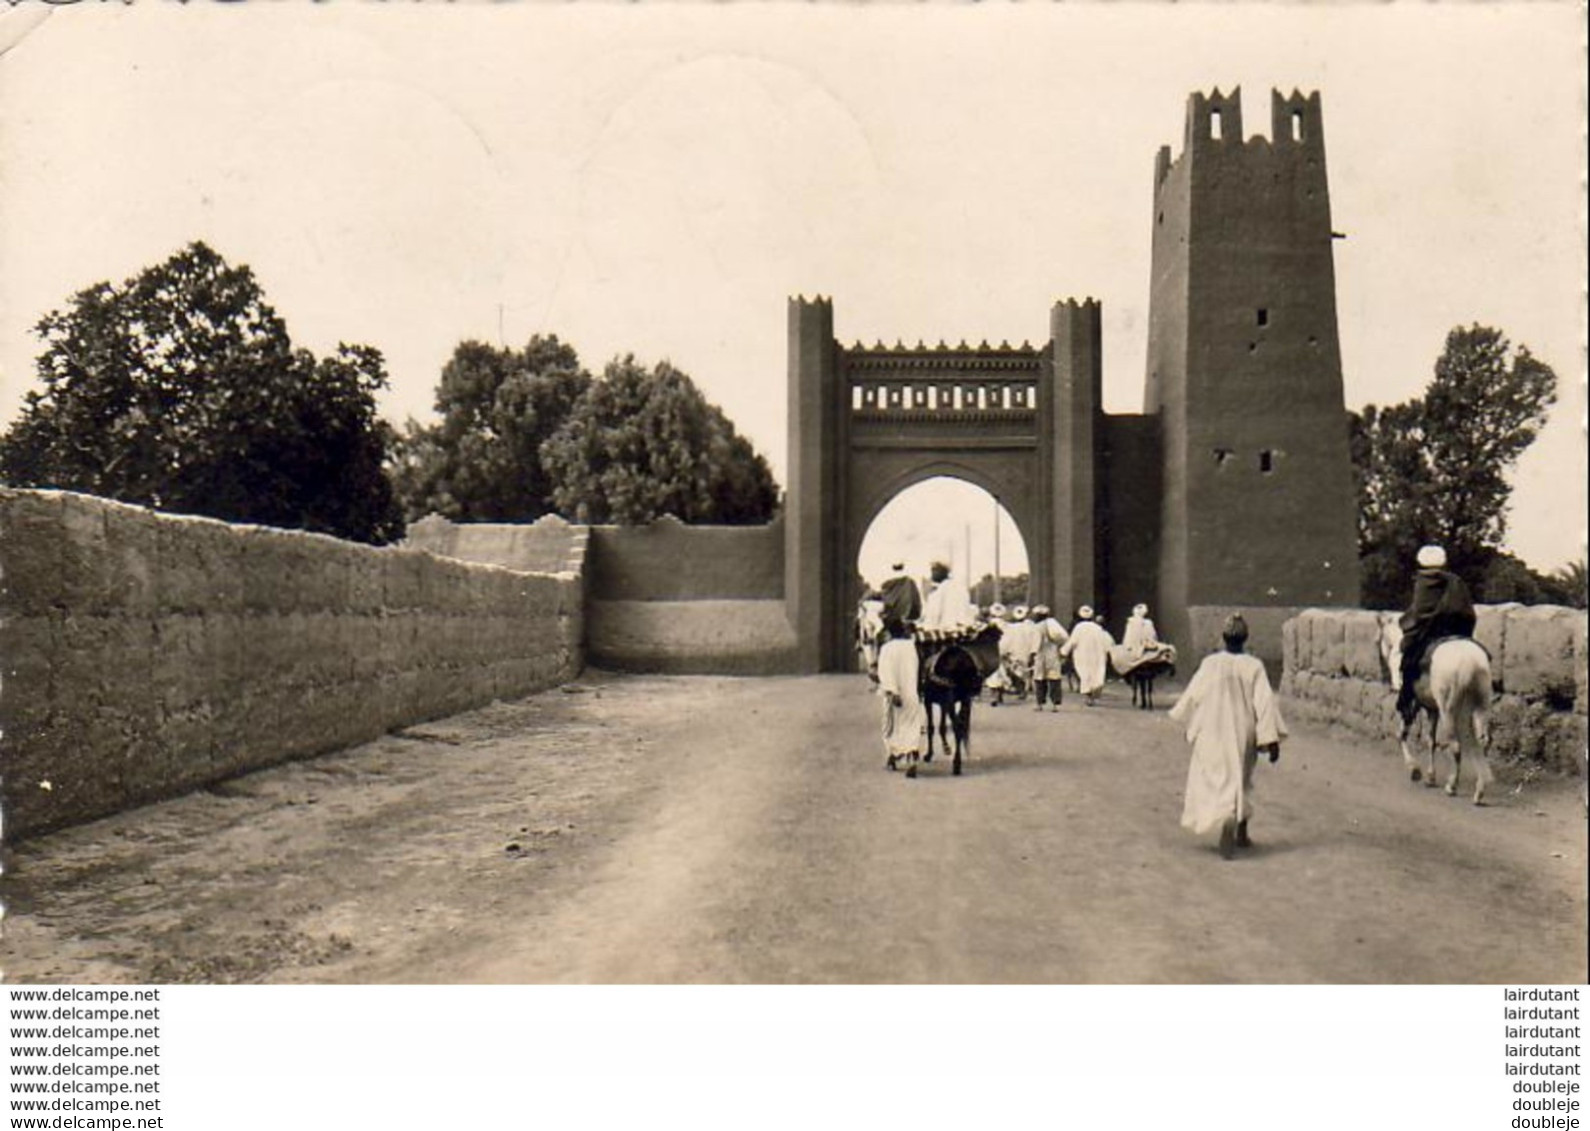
[388, 336, 591, 523]
[0, 242, 403, 543]
[1549, 559, 1588, 610]
[540, 355, 778, 525]
[1350, 325, 1556, 607]
[971, 573, 1030, 608]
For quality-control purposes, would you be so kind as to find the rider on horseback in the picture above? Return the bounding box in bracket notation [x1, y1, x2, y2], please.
[1396, 544, 1477, 724]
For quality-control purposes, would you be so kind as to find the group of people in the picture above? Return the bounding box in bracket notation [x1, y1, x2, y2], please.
[983, 601, 1174, 710]
[865, 557, 1178, 774]
[864, 543, 1474, 860]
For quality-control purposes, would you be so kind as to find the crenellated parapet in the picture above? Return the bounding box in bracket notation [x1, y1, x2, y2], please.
[1271, 89, 1323, 147]
[1157, 86, 1329, 192]
[844, 339, 1038, 361]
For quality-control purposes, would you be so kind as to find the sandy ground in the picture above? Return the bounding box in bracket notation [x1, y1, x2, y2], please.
[1, 671, 1584, 984]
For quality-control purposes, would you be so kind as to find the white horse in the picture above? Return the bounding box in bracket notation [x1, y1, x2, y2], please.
[856, 598, 885, 682]
[1379, 617, 1494, 804]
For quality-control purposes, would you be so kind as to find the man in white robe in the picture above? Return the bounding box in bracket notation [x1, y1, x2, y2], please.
[1062, 604, 1114, 705]
[877, 617, 927, 778]
[984, 603, 1012, 704]
[1169, 614, 1286, 858]
[1028, 604, 1068, 711]
[1000, 604, 1034, 702]
[920, 561, 977, 629]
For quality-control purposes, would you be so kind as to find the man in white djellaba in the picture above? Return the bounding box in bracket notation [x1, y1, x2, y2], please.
[1061, 604, 1114, 706]
[1169, 614, 1286, 859]
[876, 614, 927, 778]
[1000, 604, 1035, 702]
[920, 560, 977, 629]
[1027, 604, 1068, 711]
[984, 603, 1013, 704]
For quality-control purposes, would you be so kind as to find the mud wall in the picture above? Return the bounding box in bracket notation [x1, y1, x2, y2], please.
[404, 512, 588, 576]
[587, 600, 798, 675]
[587, 517, 784, 601]
[1280, 605, 1587, 774]
[0, 489, 584, 840]
[585, 517, 796, 673]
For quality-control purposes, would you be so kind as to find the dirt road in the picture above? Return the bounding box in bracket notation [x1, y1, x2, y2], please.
[2, 672, 1584, 983]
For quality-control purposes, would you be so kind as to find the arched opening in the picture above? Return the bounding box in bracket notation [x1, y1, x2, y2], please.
[854, 476, 1031, 611]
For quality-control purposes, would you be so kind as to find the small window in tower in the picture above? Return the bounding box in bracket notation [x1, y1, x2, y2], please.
[1210, 108, 1223, 140]
[1291, 110, 1303, 142]
[1259, 450, 1275, 474]
[1214, 448, 1234, 467]
[1256, 308, 1269, 327]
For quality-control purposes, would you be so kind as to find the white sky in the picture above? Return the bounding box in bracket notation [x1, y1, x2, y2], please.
[1, 4, 1583, 574]
[858, 478, 1027, 592]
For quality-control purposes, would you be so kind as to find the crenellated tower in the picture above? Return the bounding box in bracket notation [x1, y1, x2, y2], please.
[1144, 87, 1360, 656]
[778, 88, 1360, 673]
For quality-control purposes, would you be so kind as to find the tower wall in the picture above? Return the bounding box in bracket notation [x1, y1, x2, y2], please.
[1100, 413, 1162, 633]
[1145, 88, 1361, 660]
[1041, 299, 1103, 620]
[785, 296, 839, 671]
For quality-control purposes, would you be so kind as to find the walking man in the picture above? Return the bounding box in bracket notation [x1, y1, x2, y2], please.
[1062, 605, 1113, 707]
[1028, 604, 1068, 711]
[877, 615, 927, 778]
[1170, 614, 1286, 859]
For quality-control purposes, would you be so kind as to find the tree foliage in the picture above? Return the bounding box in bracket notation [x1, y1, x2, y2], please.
[0, 242, 403, 543]
[389, 336, 590, 522]
[539, 355, 778, 525]
[1350, 324, 1556, 607]
[1550, 559, 1588, 610]
[971, 573, 1030, 608]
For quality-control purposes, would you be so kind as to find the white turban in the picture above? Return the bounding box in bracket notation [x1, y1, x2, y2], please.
[1416, 545, 1447, 569]
[1132, 603, 1149, 618]
[1011, 605, 1029, 620]
[1077, 605, 1095, 620]
[989, 603, 1008, 618]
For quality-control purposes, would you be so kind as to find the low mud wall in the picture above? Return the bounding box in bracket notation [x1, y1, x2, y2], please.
[584, 517, 795, 673]
[1281, 605, 1587, 774]
[0, 490, 584, 840]
[404, 513, 589, 576]
[587, 599, 798, 674]
[1186, 605, 1300, 680]
[587, 517, 784, 601]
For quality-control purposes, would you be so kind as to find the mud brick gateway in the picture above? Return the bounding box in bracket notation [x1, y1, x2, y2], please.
[787, 88, 1360, 671]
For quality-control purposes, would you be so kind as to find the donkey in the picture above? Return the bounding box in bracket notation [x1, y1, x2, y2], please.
[918, 624, 1003, 777]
